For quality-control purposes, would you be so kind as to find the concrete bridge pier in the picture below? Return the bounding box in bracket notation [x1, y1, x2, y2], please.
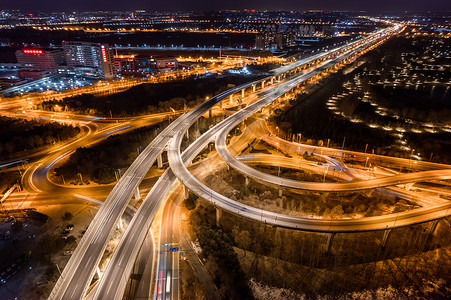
[216, 207, 222, 227]
[278, 188, 283, 197]
[405, 183, 414, 191]
[134, 186, 140, 200]
[381, 229, 392, 248]
[270, 77, 274, 84]
[423, 219, 440, 248]
[117, 217, 124, 231]
[183, 185, 190, 200]
[252, 84, 256, 92]
[219, 100, 223, 109]
[261, 81, 265, 89]
[229, 94, 233, 105]
[427, 219, 440, 235]
[157, 153, 163, 168]
[245, 177, 249, 186]
[241, 89, 245, 98]
[209, 107, 212, 118]
[325, 233, 335, 253]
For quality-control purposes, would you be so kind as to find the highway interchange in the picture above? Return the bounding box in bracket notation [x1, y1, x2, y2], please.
[2, 22, 450, 300]
[51, 29, 388, 300]
[91, 24, 411, 300]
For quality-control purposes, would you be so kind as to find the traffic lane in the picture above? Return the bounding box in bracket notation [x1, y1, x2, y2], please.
[60, 175, 142, 299]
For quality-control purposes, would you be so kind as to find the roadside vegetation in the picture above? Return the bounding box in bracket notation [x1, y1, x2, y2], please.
[54, 121, 167, 184]
[38, 75, 262, 117]
[202, 165, 414, 219]
[185, 196, 253, 300]
[0, 116, 80, 160]
[0, 170, 21, 193]
[186, 195, 451, 298]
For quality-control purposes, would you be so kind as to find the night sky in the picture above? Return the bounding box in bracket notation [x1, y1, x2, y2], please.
[1, 0, 450, 13]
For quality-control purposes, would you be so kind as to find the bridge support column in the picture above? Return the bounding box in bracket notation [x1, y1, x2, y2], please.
[117, 217, 124, 231]
[209, 108, 212, 118]
[381, 229, 392, 248]
[96, 266, 101, 278]
[229, 94, 233, 105]
[183, 185, 189, 200]
[252, 84, 256, 92]
[270, 77, 274, 84]
[219, 100, 223, 109]
[134, 186, 140, 200]
[278, 188, 283, 197]
[241, 89, 245, 98]
[405, 183, 414, 191]
[261, 81, 265, 89]
[245, 177, 249, 186]
[427, 219, 440, 235]
[325, 233, 335, 253]
[423, 219, 440, 249]
[157, 153, 163, 169]
[216, 207, 222, 227]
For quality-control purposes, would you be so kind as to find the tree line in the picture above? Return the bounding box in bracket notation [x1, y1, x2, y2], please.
[38, 75, 260, 117]
[0, 116, 80, 160]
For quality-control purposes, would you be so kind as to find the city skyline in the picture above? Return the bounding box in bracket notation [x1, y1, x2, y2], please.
[1, 1, 450, 13]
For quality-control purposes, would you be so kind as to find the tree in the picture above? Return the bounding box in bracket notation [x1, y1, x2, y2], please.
[329, 205, 344, 218]
[65, 236, 76, 245]
[62, 211, 73, 222]
[232, 225, 252, 257]
[36, 234, 65, 262]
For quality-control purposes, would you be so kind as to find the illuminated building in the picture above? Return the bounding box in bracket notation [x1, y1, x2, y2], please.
[62, 41, 115, 79]
[114, 55, 154, 74]
[153, 57, 177, 69]
[15, 48, 65, 74]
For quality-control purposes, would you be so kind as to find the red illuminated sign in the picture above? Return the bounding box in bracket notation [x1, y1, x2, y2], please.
[23, 49, 43, 54]
[101, 46, 108, 63]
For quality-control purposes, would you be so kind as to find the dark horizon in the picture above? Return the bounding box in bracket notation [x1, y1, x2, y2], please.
[1, 0, 450, 14]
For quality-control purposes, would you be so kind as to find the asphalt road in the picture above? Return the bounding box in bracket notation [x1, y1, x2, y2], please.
[216, 123, 451, 192]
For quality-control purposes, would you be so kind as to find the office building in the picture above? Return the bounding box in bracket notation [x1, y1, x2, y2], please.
[15, 48, 65, 74]
[62, 41, 115, 79]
